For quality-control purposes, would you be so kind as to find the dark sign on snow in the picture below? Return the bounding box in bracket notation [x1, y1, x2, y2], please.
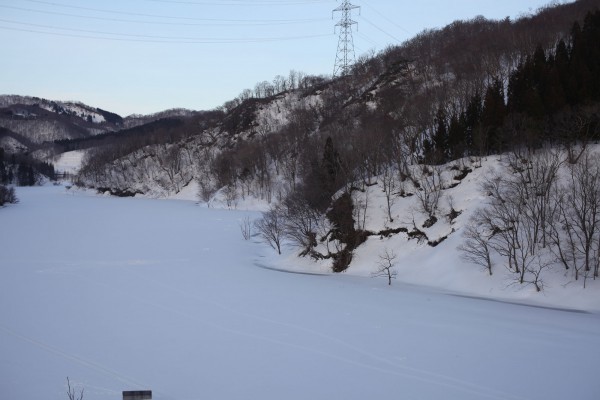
[122, 390, 152, 400]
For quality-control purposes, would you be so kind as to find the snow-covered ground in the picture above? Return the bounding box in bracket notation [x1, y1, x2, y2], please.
[53, 150, 87, 175]
[1, 185, 599, 400]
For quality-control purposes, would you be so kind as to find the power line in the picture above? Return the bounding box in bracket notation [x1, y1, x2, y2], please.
[0, 5, 325, 27]
[0, 18, 229, 41]
[361, 15, 402, 44]
[361, 0, 412, 35]
[0, 23, 330, 44]
[357, 31, 379, 48]
[143, 0, 329, 6]
[21, 0, 328, 24]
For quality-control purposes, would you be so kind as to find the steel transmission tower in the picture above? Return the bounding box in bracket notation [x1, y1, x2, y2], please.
[333, 0, 360, 77]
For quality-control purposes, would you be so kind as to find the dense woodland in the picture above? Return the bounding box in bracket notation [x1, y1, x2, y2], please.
[4, 0, 600, 286]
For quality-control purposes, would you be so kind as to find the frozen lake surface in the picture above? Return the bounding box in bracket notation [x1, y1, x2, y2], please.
[1, 186, 599, 400]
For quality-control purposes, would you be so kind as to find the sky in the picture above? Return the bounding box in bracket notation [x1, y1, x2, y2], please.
[0, 0, 572, 116]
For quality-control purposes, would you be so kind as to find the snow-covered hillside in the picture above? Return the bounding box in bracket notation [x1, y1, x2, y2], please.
[0, 95, 111, 125]
[0, 95, 126, 150]
[271, 151, 600, 311]
[1, 185, 599, 400]
[180, 143, 599, 311]
[53, 150, 87, 175]
[37, 101, 106, 124]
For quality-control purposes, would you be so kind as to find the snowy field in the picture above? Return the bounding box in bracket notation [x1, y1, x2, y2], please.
[1, 185, 600, 400]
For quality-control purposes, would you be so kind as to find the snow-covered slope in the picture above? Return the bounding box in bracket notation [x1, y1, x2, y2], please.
[0, 95, 124, 146]
[0, 95, 115, 125]
[53, 150, 87, 175]
[0, 185, 599, 400]
[270, 152, 600, 310]
[37, 101, 106, 124]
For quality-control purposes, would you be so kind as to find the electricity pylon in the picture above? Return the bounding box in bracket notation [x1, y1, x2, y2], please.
[333, 0, 360, 77]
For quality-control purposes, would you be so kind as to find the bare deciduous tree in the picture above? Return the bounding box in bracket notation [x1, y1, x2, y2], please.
[281, 194, 327, 257]
[458, 209, 494, 275]
[550, 151, 600, 285]
[255, 207, 284, 255]
[473, 151, 561, 289]
[523, 258, 552, 292]
[381, 163, 397, 223]
[482, 171, 535, 284]
[372, 248, 398, 285]
[414, 166, 443, 223]
[507, 150, 561, 250]
[66, 377, 84, 400]
[239, 216, 252, 241]
[222, 183, 238, 209]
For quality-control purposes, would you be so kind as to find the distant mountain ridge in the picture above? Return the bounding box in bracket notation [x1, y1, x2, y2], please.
[0, 95, 198, 153]
[123, 108, 199, 129]
[0, 95, 123, 152]
[0, 95, 121, 124]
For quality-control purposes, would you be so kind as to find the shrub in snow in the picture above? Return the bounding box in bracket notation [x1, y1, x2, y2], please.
[0, 185, 17, 206]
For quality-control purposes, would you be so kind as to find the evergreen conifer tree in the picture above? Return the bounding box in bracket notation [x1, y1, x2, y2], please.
[432, 107, 449, 164]
[448, 113, 465, 160]
[481, 79, 507, 153]
[464, 92, 483, 155]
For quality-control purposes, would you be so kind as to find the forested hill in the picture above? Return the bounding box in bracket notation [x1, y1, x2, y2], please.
[0, 94, 202, 156]
[72, 0, 600, 196]
[0, 96, 123, 149]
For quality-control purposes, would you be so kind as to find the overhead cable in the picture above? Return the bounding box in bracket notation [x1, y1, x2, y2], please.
[0, 5, 325, 26]
[21, 0, 328, 24]
[0, 23, 330, 44]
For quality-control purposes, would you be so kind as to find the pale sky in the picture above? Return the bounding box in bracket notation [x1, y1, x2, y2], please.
[1, 0, 570, 116]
